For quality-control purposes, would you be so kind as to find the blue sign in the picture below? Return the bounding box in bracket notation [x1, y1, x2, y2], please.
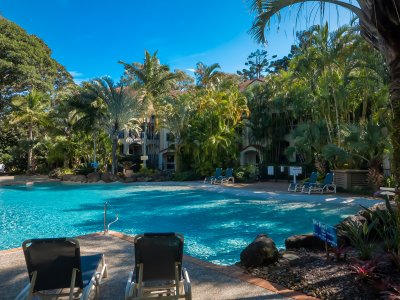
[313, 219, 338, 248]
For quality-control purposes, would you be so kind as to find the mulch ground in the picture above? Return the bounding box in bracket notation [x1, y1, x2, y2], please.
[243, 248, 400, 300]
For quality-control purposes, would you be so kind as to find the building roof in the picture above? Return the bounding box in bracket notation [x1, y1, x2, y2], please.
[239, 78, 264, 92]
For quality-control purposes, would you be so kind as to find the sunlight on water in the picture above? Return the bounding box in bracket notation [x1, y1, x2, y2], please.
[0, 182, 363, 265]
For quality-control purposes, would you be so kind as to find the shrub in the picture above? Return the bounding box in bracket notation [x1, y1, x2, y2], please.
[343, 219, 377, 260]
[366, 199, 399, 253]
[234, 165, 258, 182]
[172, 171, 199, 181]
[48, 167, 74, 178]
[138, 166, 155, 176]
[349, 258, 380, 281]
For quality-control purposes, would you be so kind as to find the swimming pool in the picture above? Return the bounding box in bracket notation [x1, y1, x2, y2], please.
[0, 182, 370, 265]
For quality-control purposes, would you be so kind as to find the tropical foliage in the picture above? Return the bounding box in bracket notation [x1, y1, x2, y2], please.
[0, 16, 394, 186]
[248, 0, 400, 184]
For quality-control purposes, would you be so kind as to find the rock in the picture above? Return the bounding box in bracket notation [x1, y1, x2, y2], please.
[240, 234, 279, 268]
[359, 202, 396, 219]
[61, 174, 74, 181]
[137, 176, 152, 182]
[124, 177, 137, 183]
[336, 214, 368, 232]
[87, 172, 100, 183]
[49, 168, 62, 178]
[285, 234, 326, 251]
[72, 175, 86, 182]
[282, 252, 301, 266]
[101, 173, 118, 183]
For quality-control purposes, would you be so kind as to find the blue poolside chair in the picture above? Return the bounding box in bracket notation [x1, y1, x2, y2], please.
[219, 168, 235, 184]
[307, 172, 336, 194]
[204, 168, 222, 184]
[125, 233, 192, 300]
[299, 172, 318, 193]
[16, 238, 107, 300]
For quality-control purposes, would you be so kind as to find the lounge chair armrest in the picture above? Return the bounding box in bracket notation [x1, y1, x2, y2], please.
[125, 271, 134, 300]
[182, 268, 191, 300]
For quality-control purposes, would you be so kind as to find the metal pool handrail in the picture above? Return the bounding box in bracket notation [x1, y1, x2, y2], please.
[103, 202, 119, 234]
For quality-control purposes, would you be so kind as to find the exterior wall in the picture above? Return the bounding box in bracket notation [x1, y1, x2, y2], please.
[158, 128, 177, 170]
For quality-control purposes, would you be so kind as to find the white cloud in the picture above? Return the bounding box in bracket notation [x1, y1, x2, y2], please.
[73, 78, 90, 85]
[185, 68, 196, 73]
[69, 71, 83, 78]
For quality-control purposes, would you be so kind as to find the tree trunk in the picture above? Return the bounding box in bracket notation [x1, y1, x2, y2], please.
[390, 61, 400, 185]
[111, 136, 118, 174]
[371, 0, 400, 254]
[28, 123, 33, 172]
[93, 132, 98, 171]
[175, 143, 182, 172]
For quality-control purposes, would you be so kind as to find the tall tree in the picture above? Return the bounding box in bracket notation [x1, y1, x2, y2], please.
[237, 49, 271, 79]
[84, 77, 143, 174]
[248, 0, 400, 184]
[0, 18, 72, 111]
[9, 89, 50, 172]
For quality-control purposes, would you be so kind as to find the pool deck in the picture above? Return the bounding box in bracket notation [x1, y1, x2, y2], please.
[0, 232, 317, 300]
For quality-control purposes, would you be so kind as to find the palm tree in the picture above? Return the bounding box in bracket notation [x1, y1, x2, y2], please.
[119, 50, 182, 111]
[194, 62, 222, 88]
[248, 0, 400, 184]
[69, 86, 108, 169]
[10, 89, 49, 172]
[84, 77, 143, 174]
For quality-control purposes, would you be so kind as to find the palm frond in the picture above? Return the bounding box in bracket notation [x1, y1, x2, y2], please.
[248, 0, 363, 44]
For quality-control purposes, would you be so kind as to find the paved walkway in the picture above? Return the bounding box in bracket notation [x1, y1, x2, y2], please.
[0, 233, 315, 300]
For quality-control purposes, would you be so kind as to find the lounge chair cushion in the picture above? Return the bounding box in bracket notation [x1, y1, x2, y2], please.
[81, 254, 103, 286]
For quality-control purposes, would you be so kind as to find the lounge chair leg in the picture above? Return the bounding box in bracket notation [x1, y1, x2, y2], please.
[26, 271, 38, 300]
[183, 268, 192, 300]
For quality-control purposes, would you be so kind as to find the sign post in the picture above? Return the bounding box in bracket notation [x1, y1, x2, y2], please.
[288, 166, 303, 191]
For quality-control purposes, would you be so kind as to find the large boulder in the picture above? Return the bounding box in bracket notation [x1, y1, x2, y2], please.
[336, 214, 368, 232]
[87, 172, 100, 183]
[101, 173, 118, 183]
[240, 234, 279, 268]
[61, 174, 74, 181]
[72, 175, 86, 183]
[285, 234, 326, 251]
[358, 202, 397, 220]
[124, 177, 137, 183]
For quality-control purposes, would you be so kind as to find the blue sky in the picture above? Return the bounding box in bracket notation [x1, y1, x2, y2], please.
[1, 0, 355, 83]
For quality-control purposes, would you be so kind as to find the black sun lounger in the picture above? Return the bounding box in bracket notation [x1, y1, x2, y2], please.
[125, 233, 192, 300]
[16, 238, 107, 300]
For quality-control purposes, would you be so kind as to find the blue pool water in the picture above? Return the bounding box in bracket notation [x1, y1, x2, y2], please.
[0, 183, 363, 265]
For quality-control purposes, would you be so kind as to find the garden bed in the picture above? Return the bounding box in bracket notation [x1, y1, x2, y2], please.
[243, 248, 400, 300]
